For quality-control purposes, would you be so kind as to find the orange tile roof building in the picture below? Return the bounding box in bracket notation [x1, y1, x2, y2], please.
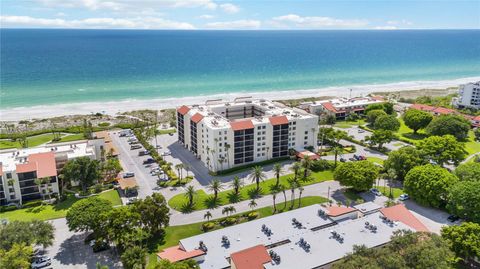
[0, 139, 105, 205]
[176, 98, 318, 172]
[307, 96, 385, 119]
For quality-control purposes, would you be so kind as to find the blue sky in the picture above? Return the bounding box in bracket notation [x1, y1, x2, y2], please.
[1, 0, 479, 30]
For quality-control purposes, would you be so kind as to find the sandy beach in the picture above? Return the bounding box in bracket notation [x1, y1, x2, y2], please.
[1, 76, 479, 121]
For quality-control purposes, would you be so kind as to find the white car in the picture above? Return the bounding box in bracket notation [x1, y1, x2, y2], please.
[358, 129, 365, 133]
[399, 194, 409, 201]
[163, 151, 171, 156]
[126, 197, 138, 205]
[31, 259, 51, 269]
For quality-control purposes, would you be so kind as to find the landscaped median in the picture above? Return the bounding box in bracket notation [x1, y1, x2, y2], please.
[168, 170, 334, 212]
[146, 196, 328, 269]
[0, 189, 122, 221]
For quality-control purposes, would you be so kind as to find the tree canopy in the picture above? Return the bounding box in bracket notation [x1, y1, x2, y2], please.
[366, 109, 387, 125]
[0, 243, 33, 269]
[365, 102, 394, 115]
[454, 162, 480, 182]
[334, 161, 379, 191]
[62, 156, 101, 192]
[441, 222, 480, 260]
[417, 135, 467, 166]
[0, 220, 55, 251]
[403, 109, 433, 133]
[426, 114, 471, 140]
[374, 115, 400, 131]
[366, 129, 394, 149]
[332, 231, 454, 269]
[66, 196, 113, 234]
[133, 193, 170, 236]
[154, 259, 199, 269]
[446, 180, 480, 222]
[404, 164, 458, 208]
[384, 146, 426, 181]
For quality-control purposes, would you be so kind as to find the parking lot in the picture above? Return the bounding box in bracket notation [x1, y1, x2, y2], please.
[110, 131, 164, 200]
[336, 126, 409, 151]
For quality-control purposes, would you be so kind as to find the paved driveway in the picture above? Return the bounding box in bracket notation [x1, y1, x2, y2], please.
[335, 126, 409, 151]
[45, 218, 122, 269]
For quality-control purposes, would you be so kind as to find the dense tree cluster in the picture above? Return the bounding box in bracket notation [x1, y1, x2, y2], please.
[404, 164, 458, 208]
[417, 135, 467, 165]
[454, 162, 480, 182]
[334, 161, 379, 191]
[366, 109, 387, 125]
[383, 146, 426, 181]
[374, 115, 400, 131]
[426, 114, 471, 140]
[0, 220, 55, 269]
[446, 180, 480, 222]
[332, 231, 455, 269]
[441, 222, 480, 261]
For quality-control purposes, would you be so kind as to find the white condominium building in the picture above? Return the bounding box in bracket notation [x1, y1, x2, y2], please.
[453, 81, 480, 109]
[176, 98, 319, 172]
[0, 140, 104, 205]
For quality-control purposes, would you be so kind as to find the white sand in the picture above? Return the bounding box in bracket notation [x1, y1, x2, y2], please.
[1, 76, 479, 121]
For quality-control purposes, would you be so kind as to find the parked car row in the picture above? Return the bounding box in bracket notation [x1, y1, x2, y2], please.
[349, 154, 367, 161]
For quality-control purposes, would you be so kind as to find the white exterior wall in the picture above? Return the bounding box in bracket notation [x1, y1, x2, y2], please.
[454, 82, 480, 109]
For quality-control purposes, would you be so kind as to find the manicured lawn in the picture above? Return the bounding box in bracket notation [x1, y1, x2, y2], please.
[465, 131, 480, 155]
[57, 133, 86, 142]
[98, 189, 122, 206]
[0, 189, 121, 221]
[396, 118, 428, 143]
[367, 157, 384, 165]
[147, 196, 328, 268]
[168, 170, 334, 212]
[0, 134, 56, 149]
[374, 185, 404, 199]
[333, 119, 366, 129]
[157, 129, 176, 135]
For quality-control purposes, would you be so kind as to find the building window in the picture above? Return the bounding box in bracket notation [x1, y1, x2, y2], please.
[305, 131, 308, 135]
[304, 136, 308, 140]
[6, 173, 12, 179]
[262, 126, 266, 129]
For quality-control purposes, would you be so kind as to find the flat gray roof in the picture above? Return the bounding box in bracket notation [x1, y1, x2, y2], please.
[180, 204, 334, 269]
[353, 202, 382, 214]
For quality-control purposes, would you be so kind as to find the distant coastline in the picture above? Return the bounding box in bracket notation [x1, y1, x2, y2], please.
[1, 76, 478, 121]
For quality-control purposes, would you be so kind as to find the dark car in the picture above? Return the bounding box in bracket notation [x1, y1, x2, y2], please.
[130, 145, 142, 150]
[340, 158, 347, 162]
[143, 158, 155, 165]
[90, 240, 110, 253]
[447, 215, 460, 222]
[138, 150, 150, 156]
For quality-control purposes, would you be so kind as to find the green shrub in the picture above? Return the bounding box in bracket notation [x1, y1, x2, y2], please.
[0, 205, 18, 212]
[311, 159, 332, 172]
[21, 200, 43, 208]
[202, 222, 215, 231]
[221, 217, 238, 226]
[247, 211, 258, 220]
[98, 122, 111, 127]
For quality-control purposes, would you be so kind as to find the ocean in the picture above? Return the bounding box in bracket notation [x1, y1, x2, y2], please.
[1, 29, 480, 110]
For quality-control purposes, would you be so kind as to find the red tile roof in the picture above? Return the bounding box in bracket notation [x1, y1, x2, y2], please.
[296, 151, 320, 160]
[371, 96, 385, 101]
[410, 104, 435, 112]
[28, 152, 57, 178]
[268, 115, 289, 125]
[157, 245, 205, 263]
[230, 245, 271, 269]
[177, 105, 190, 116]
[190, 113, 205, 124]
[474, 115, 480, 122]
[230, 120, 254, 131]
[322, 102, 337, 112]
[432, 107, 456, 115]
[326, 206, 358, 217]
[380, 204, 429, 232]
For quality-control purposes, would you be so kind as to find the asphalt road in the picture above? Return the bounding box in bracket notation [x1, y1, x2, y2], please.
[45, 218, 122, 269]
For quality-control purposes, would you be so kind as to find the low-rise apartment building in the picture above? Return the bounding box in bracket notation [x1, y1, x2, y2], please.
[176, 98, 319, 172]
[306, 96, 384, 119]
[0, 140, 104, 205]
[158, 203, 428, 269]
[453, 81, 480, 109]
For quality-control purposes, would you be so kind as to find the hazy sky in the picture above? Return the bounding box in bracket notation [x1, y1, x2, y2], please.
[1, 0, 479, 30]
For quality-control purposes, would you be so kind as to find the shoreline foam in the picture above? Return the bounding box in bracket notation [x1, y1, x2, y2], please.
[1, 76, 479, 121]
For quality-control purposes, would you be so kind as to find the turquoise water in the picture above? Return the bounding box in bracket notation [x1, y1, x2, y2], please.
[1, 29, 479, 108]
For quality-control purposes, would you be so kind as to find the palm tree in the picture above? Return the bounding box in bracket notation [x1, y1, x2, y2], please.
[298, 186, 304, 208]
[224, 143, 231, 168]
[273, 163, 283, 186]
[204, 211, 212, 222]
[301, 155, 312, 179]
[34, 178, 44, 201]
[270, 185, 279, 213]
[218, 157, 224, 171]
[248, 199, 257, 212]
[230, 176, 243, 196]
[386, 168, 396, 198]
[290, 162, 301, 181]
[277, 183, 287, 210]
[222, 206, 236, 217]
[287, 178, 298, 209]
[208, 178, 223, 202]
[41, 177, 52, 200]
[332, 146, 343, 167]
[184, 164, 191, 178]
[184, 185, 196, 207]
[174, 164, 184, 182]
[248, 166, 266, 191]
